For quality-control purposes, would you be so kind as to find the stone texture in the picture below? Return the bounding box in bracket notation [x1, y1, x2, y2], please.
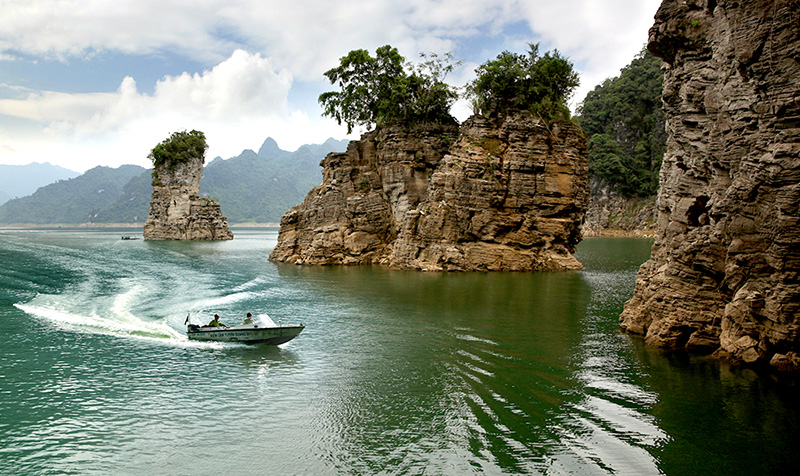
[269, 121, 458, 265]
[582, 177, 657, 238]
[620, 0, 800, 370]
[143, 155, 233, 241]
[389, 113, 588, 271]
[270, 113, 589, 271]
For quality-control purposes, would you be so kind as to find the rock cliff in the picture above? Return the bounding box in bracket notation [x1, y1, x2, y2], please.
[390, 113, 588, 271]
[270, 112, 589, 271]
[269, 121, 458, 265]
[620, 0, 800, 370]
[143, 154, 233, 241]
[582, 177, 657, 238]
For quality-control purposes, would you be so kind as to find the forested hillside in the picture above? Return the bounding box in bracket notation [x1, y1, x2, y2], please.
[577, 49, 665, 197]
[0, 163, 80, 205]
[0, 165, 145, 224]
[201, 138, 347, 223]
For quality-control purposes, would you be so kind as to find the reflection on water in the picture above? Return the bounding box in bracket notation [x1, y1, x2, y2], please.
[1, 230, 799, 475]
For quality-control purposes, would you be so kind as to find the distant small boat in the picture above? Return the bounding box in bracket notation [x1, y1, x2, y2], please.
[187, 322, 304, 345]
[121, 236, 140, 240]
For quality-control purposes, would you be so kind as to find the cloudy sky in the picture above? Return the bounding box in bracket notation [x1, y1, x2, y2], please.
[0, 0, 661, 173]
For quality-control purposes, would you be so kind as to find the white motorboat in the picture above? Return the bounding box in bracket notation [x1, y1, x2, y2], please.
[187, 322, 304, 345]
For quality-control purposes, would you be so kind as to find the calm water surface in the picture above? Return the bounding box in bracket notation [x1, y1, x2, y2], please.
[1, 229, 798, 475]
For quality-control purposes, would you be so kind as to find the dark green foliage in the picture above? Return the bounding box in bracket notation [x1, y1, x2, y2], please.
[149, 130, 208, 176]
[319, 45, 458, 133]
[577, 49, 666, 196]
[466, 43, 580, 120]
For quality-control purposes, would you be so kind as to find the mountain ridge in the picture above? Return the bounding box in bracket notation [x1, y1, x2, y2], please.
[0, 137, 348, 225]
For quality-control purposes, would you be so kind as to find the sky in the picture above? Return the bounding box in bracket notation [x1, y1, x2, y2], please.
[0, 0, 662, 173]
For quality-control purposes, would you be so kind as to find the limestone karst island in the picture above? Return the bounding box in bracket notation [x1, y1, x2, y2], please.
[270, 44, 589, 272]
[143, 130, 233, 241]
[4, 1, 800, 474]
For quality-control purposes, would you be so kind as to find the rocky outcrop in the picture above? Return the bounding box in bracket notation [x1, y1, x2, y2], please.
[143, 155, 233, 240]
[269, 121, 458, 265]
[389, 113, 588, 271]
[620, 0, 800, 370]
[582, 177, 656, 237]
[270, 112, 589, 271]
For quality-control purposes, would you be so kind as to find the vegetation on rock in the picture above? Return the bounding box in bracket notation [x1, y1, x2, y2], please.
[149, 130, 208, 177]
[465, 43, 580, 120]
[319, 45, 460, 134]
[577, 49, 665, 197]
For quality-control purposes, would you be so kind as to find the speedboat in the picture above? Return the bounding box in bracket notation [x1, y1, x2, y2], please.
[187, 322, 304, 345]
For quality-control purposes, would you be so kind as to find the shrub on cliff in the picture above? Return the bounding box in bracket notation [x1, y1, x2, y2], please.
[319, 45, 458, 134]
[466, 43, 579, 120]
[149, 130, 208, 177]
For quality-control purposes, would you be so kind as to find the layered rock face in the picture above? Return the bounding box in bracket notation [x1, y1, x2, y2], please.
[390, 113, 588, 271]
[270, 113, 589, 271]
[143, 155, 233, 240]
[620, 0, 800, 369]
[582, 177, 656, 238]
[270, 122, 458, 265]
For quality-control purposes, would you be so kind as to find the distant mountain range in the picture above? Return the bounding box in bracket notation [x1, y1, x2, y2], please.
[0, 163, 81, 205]
[0, 137, 348, 225]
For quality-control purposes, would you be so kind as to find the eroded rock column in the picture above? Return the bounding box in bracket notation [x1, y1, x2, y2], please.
[620, 0, 800, 369]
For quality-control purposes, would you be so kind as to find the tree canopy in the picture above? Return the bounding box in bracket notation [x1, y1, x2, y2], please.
[577, 49, 665, 196]
[318, 45, 458, 134]
[465, 43, 580, 120]
[149, 130, 208, 172]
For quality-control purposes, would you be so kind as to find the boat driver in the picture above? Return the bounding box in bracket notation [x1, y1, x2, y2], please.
[208, 314, 228, 328]
[243, 312, 254, 325]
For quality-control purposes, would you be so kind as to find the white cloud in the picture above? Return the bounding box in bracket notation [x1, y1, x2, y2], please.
[0, 0, 662, 171]
[0, 49, 344, 171]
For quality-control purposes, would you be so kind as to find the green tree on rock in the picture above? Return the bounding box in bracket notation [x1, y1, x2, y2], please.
[319, 45, 459, 134]
[465, 43, 580, 120]
[149, 130, 208, 178]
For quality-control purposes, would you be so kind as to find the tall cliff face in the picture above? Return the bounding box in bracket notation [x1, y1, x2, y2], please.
[620, 0, 800, 369]
[143, 155, 233, 241]
[269, 122, 458, 265]
[270, 113, 589, 271]
[390, 113, 588, 271]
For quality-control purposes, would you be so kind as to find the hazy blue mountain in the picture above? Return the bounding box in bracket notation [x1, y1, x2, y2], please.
[201, 137, 349, 223]
[0, 165, 145, 224]
[0, 163, 80, 205]
[0, 137, 348, 225]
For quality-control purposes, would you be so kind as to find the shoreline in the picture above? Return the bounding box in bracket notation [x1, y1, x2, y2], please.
[0, 222, 280, 229]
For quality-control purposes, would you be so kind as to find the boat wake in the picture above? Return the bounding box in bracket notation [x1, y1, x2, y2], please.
[14, 285, 245, 349]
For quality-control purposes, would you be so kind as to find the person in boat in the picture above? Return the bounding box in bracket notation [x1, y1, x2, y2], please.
[242, 312, 254, 325]
[207, 314, 228, 328]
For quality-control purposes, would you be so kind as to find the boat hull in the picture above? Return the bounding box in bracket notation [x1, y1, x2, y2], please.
[187, 324, 304, 345]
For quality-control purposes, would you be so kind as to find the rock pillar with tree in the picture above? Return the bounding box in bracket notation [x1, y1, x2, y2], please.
[143, 130, 233, 241]
[271, 44, 589, 271]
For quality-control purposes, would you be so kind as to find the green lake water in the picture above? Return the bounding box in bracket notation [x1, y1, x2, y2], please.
[1, 228, 798, 475]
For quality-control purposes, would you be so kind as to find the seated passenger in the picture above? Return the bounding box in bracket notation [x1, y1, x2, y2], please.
[242, 312, 254, 325]
[208, 314, 227, 328]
